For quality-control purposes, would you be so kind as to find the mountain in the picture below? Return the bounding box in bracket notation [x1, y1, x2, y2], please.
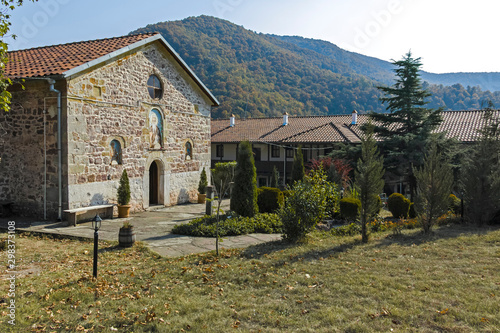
[274, 35, 500, 92]
[131, 16, 500, 119]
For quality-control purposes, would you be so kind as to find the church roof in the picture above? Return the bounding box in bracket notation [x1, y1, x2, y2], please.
[6, 33, 219, 106]
[211, 110, 500, 144]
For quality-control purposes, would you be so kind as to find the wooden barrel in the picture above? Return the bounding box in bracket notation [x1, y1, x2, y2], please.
[119, 227, 136, 247]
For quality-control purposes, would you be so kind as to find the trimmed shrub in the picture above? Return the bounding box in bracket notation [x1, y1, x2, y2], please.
[231, 141, 258, 217]
[198, 168, 208, 194]
[172, 213, 282, 237]
[387, 193, 410, 218]
[448, 194, 461, 214]
[339, 197, 361, 221]
[330, 223, 361, 236]
[117, 169, 131, 206]
[257, 187, 284, 213]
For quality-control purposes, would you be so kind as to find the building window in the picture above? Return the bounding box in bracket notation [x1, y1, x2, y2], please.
[216, 144, 224, 158]
[271, 145, 280, 158]
[185, 141, 193, 160]
[258, 177, 267, 188]
[252, 147, 261, 162]
[110, 140, 122, 165]
[147, 74, 163, 99]
[286, 148, 294, 158]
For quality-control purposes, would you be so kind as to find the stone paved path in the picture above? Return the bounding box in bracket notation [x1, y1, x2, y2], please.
[0, 200, 282, 257]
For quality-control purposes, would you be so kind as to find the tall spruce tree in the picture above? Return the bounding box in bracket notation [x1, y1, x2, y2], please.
[291, 146, 305, 183]
[354, 124, 385, 243]
[230, 141, 258, 217]
[371, 51, 442, 201]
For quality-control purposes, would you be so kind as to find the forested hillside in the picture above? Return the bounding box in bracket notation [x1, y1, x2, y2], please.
[131, 16, 500, 119]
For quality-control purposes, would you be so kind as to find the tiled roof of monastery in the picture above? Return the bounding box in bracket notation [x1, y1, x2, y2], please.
[5, 33, 157, 79]
[211, 110, 500, 144]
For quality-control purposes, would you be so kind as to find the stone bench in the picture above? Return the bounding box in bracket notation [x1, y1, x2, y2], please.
[64, 205, 114, 226]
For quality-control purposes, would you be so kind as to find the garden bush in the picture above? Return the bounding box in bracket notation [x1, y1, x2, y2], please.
[279, 180, 326, 242]
[339, 197, 361, 221]
[330, 223, 361, 236]
[448, 194, 461, 214]
[172, 213, 282, 237]
[257, 187, 284, 213]
[387, 193, 411, 218]
[324, 182, 340, 219]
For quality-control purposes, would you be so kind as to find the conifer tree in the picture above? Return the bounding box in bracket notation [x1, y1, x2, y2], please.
[117, 169, 131, 206]
[414, 143, 453, 233]
[462, 110, 500, 226]
[354, 124, 385, 243]
[371, 51, 442, 201]
[291, 146, 305, 183]
[230, 141, 258, 217]
[270, 165, 280, 188]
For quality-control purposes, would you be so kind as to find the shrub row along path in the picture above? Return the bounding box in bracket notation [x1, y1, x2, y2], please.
[0, 200, 281, 257]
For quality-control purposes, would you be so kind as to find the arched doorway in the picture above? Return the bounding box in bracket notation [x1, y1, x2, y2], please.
[149, 160, 159, 205]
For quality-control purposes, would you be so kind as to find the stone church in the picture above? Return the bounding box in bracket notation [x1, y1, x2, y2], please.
[1, 33, 218, 220]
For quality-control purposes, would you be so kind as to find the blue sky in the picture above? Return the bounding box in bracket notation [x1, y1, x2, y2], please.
[6, 0, 500, 73]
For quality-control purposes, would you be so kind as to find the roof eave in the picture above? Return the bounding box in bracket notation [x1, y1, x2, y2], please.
[62, 34, 220, 107]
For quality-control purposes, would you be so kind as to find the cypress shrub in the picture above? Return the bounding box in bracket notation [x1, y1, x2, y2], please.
[117, 169, 131, 206]
[270, 165, 280, 188]
[198, 168, 208, 194]
[340, 197, 361, 221]
[230, 141, 258, 217]
[387, 193, 410, 218]
[291, 146, 305, 183]
[257, 187, 284, 213]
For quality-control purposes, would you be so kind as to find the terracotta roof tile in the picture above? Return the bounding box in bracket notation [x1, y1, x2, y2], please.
[5, 33, 157, 79]
[211, 110, 500, 144]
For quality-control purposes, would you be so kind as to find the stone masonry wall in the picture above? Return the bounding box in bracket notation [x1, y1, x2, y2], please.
[0, 80, 64, 218]
[66, 42, 212, 211]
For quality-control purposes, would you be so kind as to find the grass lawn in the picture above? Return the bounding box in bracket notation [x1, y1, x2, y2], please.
[1, 224, 499, 332]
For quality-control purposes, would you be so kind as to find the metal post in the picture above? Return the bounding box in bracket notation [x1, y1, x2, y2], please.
[93, 229, 98, 278]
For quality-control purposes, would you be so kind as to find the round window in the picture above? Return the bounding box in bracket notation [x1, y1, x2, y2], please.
[147, 75, 163, 99]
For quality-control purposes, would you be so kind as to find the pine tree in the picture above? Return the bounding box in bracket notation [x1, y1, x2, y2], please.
[414, 143, 453, 233]
[291, 146, 305, 183]
[371, 51, 442, 201]
[354, 124, 385, 243]
[270, 165, 280, 188]
[230, 141, 258, 217]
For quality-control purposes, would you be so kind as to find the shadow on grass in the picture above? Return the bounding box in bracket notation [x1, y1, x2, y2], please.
[241, 236, 361, 264]
[240, 224, 500, 264]
[372, 223, 500, 248]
